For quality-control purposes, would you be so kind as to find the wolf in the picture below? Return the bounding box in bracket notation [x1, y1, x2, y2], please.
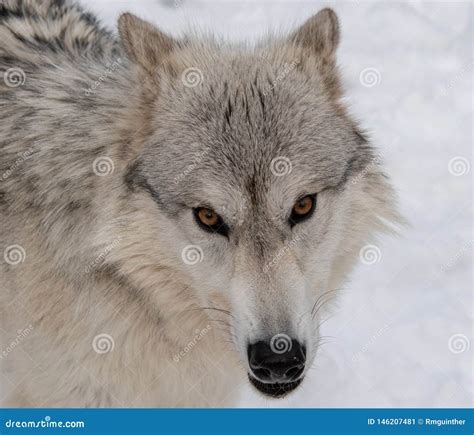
[0, 0, 399, 407]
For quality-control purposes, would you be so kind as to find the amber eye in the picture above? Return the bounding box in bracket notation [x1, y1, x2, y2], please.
[198, 208, 219, 226]
[289, 194, 317, 226]
[193, 207, 229, 236]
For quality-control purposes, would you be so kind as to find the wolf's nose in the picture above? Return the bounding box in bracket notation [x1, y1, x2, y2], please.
[248, 339, 306, 383]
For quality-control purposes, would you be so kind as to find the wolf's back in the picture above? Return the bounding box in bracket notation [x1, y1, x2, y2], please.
[0, 0, 118, 62]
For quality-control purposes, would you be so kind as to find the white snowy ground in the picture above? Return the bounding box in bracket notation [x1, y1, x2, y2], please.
[82, 0, 473, 408]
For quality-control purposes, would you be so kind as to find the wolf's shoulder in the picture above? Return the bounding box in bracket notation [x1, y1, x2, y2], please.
[0, 0, 119, 62]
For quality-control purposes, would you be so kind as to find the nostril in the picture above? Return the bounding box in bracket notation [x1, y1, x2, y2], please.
[284, 364, 304, 381]
[252, 367, 272, 380]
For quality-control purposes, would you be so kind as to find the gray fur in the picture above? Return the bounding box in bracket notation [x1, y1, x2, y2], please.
[0, 1, 399, 406]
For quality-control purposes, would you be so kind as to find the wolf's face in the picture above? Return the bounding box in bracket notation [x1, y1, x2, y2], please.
[118, 10, 396, 398]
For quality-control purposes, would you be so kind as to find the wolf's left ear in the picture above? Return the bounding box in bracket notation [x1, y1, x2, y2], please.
[290, 8, 340, 58]
[118, 13, 176, 75]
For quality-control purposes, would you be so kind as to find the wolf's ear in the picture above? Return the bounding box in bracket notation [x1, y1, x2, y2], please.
[290, 8, 340, 58]
[118, 13, 176, 74]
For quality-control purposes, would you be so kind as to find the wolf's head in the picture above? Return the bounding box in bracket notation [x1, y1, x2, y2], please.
[112, 9, 398, 398]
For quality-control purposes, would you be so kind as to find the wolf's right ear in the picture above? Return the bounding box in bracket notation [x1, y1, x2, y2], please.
[118, 13, 176, 75]
[290, 8, 340, 59]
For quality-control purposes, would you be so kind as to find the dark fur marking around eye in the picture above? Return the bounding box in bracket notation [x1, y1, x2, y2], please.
[257, 88, 265, 115]
[224, 98, 232, 126]
[353, 126, 369, 144]
[124, 160, 162, 205]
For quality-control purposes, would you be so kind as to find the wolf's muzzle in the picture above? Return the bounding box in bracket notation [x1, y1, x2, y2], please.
[247, 339, 306, 397]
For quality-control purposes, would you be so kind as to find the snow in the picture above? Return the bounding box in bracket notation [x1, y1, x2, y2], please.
[65, 0, 474, 407]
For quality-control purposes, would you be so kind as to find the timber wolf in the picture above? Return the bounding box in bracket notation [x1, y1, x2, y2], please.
[0, 0, 398, 406]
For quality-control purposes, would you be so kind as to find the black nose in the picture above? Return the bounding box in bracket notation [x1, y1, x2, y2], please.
[248, 338, 306, 383]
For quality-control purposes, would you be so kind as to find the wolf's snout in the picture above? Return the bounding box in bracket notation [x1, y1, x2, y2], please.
[248, 339, 306, 383]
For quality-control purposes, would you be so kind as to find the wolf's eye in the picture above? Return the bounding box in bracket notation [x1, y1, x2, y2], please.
[193, 207, 229, 237]
[289, 194, 317, 226]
